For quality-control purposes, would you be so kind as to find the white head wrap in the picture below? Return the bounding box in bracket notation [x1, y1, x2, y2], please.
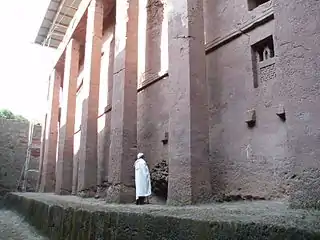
[137, 152, 144, 159]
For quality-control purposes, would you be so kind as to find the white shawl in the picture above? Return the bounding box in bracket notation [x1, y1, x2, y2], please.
[134, 158, 151, 200]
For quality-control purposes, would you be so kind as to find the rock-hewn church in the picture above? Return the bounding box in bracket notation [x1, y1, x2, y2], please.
[36, 0, 320, 207]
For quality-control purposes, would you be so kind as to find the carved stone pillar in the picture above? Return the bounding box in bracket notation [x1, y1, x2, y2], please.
[37, 113, 47, 192]
[55, 39, 80, 195]
[39, 69, 61, 192]
[107, 0, 139, 203]
[167, 0, 212, 205]
[77, 0, 103, 196]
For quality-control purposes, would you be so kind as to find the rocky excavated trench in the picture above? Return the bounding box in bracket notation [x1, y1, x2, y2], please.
[3, 192, 320, 239]
[0, 208, 48, 240]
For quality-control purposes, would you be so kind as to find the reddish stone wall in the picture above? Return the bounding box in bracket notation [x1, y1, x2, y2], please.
[136, 0, 289, 201]
[203, 0, 288, 200]
[137, 77, 169, 170]
[68, 0, 319, 204]
[203, 0, 273, 44]
[206, 20, 293, 200]
[273, 0, 320, 209]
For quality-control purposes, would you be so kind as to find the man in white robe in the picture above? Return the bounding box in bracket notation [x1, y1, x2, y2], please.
[134, 153, 151, 205]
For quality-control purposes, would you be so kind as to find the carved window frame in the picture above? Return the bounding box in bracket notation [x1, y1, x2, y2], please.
[251, 35, 275, 88]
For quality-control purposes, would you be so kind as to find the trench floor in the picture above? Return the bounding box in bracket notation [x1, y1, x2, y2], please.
[0, 209, 48, 240]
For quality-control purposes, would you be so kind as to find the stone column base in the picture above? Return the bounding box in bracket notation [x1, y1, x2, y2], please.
[105, 183, 135, 204]
[77, 186, 97, 198]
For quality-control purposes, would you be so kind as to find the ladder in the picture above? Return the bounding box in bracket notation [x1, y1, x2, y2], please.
[17, 121, 40, 192]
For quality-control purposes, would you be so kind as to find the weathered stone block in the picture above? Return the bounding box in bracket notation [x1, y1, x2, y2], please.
[105, 211, 118, 239]
[37, 202, 50, 235]
[48, 205, 64, 240]
[72, 209, 92, 240]
[70, 208, 83, 240]
[89, 211, 108, 240]
[29, 200, 46, 230]
[116, 212, 143, 240]
[21, 198, 34, 219]
[61, 207, 74, 240]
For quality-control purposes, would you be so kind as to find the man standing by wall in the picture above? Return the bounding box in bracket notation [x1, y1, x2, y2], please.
[134, 153, 151, 205]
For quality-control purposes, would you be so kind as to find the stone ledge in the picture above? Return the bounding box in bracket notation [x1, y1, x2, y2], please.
[205, 7, 274, 53]
[3, 192, 320, 239]
[138, 72, 169, 93]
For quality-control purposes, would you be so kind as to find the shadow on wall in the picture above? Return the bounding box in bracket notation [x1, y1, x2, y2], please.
[137, 0, 169, 202]
[72, 130, 80, 195]
[96, 110, 112, 198]
[206, 53, 227, 199]
[150, 159, 168, 201]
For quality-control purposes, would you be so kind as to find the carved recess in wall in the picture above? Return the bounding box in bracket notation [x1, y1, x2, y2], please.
[252, 35, 275, 90]
[150, 159, 168, 200]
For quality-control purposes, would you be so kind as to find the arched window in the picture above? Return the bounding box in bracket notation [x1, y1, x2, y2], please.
[254, 36, 275, 63]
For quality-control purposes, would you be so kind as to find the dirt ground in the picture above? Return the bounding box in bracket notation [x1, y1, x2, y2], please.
[0, 209, 47, 240]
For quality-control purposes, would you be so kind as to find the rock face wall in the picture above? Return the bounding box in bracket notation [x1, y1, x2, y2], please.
[134, 0, 287, 202]
[63, 0, 319, 206]
[136, 0, 320, 205]
[0, 119, 41, 194]
[205, 7, 288, 200]
[273, 0, 320, 209]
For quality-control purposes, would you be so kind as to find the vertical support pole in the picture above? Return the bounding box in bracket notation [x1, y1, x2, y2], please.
[39, 69, 61, 192]
[37, 114, 47, 191]
[107, 0, 139, 203]
[22, 122, 34, 192]
[55, 39, 80, 195]
[78, 0, 103, 197]
[167, 0, 212, 205]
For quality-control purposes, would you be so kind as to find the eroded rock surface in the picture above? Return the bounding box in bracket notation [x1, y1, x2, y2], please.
[150, 160, 168, 200]
[4, 193, 320, 240]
